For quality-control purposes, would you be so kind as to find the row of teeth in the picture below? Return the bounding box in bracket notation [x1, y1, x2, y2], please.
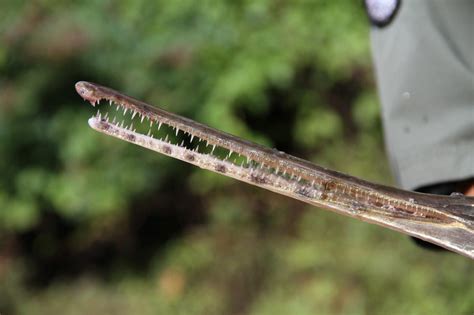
[93, 98, 314, 185]
[90, 99, 433, 211]
[93, 100, 249, 162]
[96, 109, 155, 133]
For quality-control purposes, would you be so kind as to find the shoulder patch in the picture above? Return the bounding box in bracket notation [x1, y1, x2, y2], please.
[364, 0, 401, 28]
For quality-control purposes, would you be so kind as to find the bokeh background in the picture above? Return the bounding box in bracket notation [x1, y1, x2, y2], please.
[1, 1, 473, 314]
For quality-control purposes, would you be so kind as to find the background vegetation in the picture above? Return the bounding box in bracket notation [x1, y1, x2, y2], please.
[1, 1, 473, 314]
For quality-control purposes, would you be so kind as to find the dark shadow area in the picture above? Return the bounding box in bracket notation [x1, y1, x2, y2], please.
[236, 65, 368, 154]
[17, 170, 205, 287]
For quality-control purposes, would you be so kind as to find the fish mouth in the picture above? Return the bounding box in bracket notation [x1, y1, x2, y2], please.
[75, 81, 319, 191]
[75, 81, 474, 260]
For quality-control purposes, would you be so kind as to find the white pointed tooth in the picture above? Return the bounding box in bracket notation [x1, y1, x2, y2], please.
[116, 105, 120, 111]
[120, 121, 124, 128]
[147, 130, 151, 136]
[158, 122, 162, 130]
[123, 107, 128, 115]
[130, 123, 134, 130]
[175, 128, 179, 136]
[112, 117, 117, 124]
[141, 115, 145, 123]
[109, 99, 112, 105]
[196, 145, 200, 152]
[150, 120, 154, 127]
[211, 144, 216, 152]
[133, 128, 136, 132]
[180, 140, 184, 146]
[190, 135, 194, 142]
[132, 111, 137, 119]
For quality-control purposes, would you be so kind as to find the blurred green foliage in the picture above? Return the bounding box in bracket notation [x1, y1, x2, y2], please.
[0, 1, 473, 314]
[1, 0, 371, 230]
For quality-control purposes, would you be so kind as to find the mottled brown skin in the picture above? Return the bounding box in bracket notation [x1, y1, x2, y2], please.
[215, 164, 227, 173]
[76, 81, 474, 259]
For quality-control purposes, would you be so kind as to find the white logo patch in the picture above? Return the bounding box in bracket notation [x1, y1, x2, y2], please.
[365, 0, 401, 27]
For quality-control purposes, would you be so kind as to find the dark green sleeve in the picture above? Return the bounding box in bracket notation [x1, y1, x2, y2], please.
[370, 0, 474, 190]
